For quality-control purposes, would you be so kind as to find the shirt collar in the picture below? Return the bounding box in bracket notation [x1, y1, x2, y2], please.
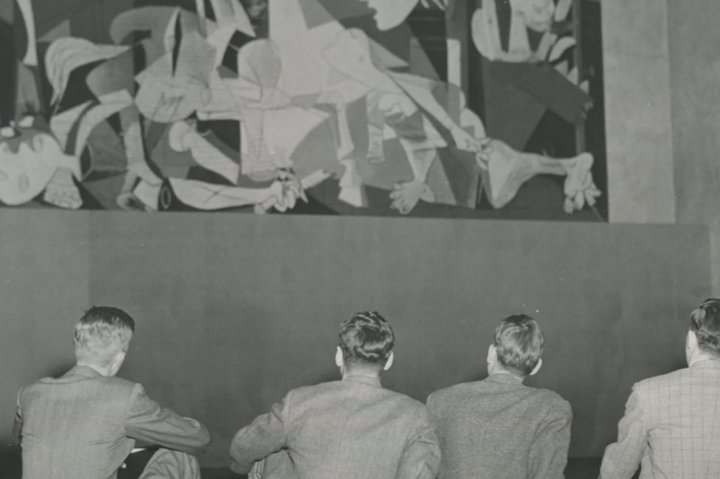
[343, 374, 382, 388]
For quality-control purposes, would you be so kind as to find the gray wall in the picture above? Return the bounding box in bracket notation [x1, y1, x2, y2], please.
[603, 0, 720, 291]
[666, 1, 720, 292]
[0, 209, 710, 465]
[604, 0, 676, 224]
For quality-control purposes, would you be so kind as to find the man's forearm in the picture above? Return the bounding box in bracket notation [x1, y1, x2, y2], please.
[599, 389, 647, 479]
[229, 400, 289, 475]
[125, 384, 211, 455]
[229, 424, 283, 474]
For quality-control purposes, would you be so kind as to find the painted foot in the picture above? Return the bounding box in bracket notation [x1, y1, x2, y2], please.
[561, 152, 601, 213]
[390, 180, 435, 215]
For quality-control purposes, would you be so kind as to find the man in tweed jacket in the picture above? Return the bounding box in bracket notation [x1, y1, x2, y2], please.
[600, 298, 720, 479]
[427, 314, 572, 479]
[13, 306, 211, 479]
[229, 311, 441, 479]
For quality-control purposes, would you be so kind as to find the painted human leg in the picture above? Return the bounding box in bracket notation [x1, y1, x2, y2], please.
[482, 139, 600, 212]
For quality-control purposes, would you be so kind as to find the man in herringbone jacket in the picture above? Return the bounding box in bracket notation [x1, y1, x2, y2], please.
[13, 306, 211, 479]
[229, 311, 441, 479]
[600, 298, 720, 479]
[427, 314, 572, 479]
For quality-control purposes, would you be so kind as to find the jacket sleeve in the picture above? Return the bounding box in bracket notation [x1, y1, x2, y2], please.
[124, 383, 211, 456]
[528, 399, 572, 479]
[599, 385, 647, 479]
[229, 394, 291, 475]
[396, 410, 442, 479]
[12, 389, 23, 445]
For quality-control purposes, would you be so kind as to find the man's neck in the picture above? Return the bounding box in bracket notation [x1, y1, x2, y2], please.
[342, 368, 382, 383]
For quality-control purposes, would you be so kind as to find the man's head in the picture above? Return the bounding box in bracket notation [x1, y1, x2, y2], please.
[74, 306, 135, 376]
[687, 298, 720, 364]
[336, 311, 395, 376]
[487, 314, 544, 378]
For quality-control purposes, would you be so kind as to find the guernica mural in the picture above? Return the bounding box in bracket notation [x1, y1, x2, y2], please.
[0, 0, 606, 219]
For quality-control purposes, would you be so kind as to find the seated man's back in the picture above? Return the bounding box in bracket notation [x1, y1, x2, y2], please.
[14, 307, 210, 479]
[231, 312, 440, 479]
[428, 314, 572, 479]
[600, 298, 720, 479]
[428, 377, 571, 479]
[240, 377, 435, 479]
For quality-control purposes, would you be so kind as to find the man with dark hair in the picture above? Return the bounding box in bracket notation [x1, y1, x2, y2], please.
[427, 314, 572, 479]
[13, 306, 211, 479]
[229, 311, 441, 479]
[600, 298, 720, 478]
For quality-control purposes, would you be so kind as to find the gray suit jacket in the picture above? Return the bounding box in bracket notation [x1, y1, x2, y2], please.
[230, 375, 441, 479]
[427, 374, 572, 479]
[600, 359, 720, 479]
[13, 365, 211, 479]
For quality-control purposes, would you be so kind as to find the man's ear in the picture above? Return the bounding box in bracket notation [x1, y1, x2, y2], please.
[109, 351, 127, 377]
[487, 344, 497, 364]
[383, 351, 394, 371]
[687, 330, 698, 350]
[529, 358, 542, 376]
[335, 347, 344, 368]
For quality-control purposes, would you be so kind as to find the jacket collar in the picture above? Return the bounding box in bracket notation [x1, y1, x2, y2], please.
[64, 365, 104, 379]
[690, 358, 720, 370]
[485, 372, 525, 385]
[343, 374, 382, 388]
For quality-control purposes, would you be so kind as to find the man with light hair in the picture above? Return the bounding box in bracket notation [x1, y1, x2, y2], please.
[427, 314, 572, 479]
[600, 298, 720, 478]
[13, 306, 211, 479]
[230, 311, 441, 479]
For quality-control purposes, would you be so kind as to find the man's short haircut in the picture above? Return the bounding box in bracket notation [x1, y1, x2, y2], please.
[690, 298, 720, 357]
[338, 312, 394, 368]
[74, 306, 135, 367]
[494, 314, 545, 376]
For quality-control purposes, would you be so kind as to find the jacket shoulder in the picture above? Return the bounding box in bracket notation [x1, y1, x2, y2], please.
[429, 382, 570, 414]
[292, 381, 430, 417]
[633, 367, 689, 395]
[287, 380, 341, 398]
[19, 375, 139, 409]
[427, 381, 484, 405]
[102, 376, 142, 393]
[532, 387, 572, 416]
[391, 390, 432, 413]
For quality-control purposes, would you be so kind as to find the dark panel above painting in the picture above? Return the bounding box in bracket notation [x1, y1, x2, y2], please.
[0, 0, 606, 221]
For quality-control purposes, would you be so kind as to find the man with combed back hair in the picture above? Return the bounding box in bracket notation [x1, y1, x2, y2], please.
[427, 314, 572, 479]
[600, 298, 720, 479]
[230, 311, 441, 479]
[13, 306, 211, 479]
